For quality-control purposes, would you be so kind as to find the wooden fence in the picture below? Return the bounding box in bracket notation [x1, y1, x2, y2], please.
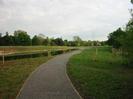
[0, 48, 78, 64]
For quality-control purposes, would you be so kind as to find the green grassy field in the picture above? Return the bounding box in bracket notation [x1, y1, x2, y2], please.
[67, 47, 133, 99]
[0, 46, 72, 54]
[0, 56, 52, 99]
[0, 46, 76, 61]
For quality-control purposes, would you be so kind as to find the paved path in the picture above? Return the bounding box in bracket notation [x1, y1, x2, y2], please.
[17, 50, 82, 99]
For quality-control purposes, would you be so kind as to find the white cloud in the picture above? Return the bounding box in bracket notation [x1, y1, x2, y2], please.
[0, 0, 132, 40]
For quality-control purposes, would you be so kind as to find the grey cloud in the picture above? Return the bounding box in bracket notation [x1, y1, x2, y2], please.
[0, 0, 132, 40]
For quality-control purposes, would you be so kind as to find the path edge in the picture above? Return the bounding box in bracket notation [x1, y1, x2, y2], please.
[16, 50, 84, 99]
[15, 57, 52, 99]
[65, 51, 84, 99]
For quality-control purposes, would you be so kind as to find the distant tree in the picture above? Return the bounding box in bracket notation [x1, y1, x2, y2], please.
[54, 38, 64, 46]
[92, 41, 99, 46]
[14, 30, 31, 46]
[37, 34, 46, 45]
[2, 32, 14, 46]
[32, 34, 47, 45]
[38, 34, 46, 39]
[32, 35, 40, 45]
[0, 33, 2, 38]
[100, 41, 107, 46]
[64, 40, 68, 46]
[50, 38, 56, 46]
[80, 41, 89, 46]
[73, 36, 82, 46]
[67, 41, 77, 46]
[43, 37, 50, 46]
[46, 37, 51, 46]
[107, 28, 125, 48]
[0, 33, 3, 46]
[88, 40, 93, 46]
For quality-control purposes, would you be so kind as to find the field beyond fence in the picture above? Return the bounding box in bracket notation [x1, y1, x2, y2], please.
[0, 46, 77, 61]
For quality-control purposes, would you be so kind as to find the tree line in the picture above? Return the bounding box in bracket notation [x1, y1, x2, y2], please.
[107, 0, 133, 65]
[0, 30, 106, 46]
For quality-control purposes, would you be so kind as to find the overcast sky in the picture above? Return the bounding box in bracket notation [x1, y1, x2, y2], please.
[0, 0, 132, 40]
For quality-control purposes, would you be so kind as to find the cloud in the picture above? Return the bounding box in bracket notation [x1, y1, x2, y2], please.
[0, 0, 132, 40]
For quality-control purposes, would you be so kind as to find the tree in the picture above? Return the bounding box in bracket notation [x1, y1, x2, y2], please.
[88, 40, 93, 46]
[107, 28, 125, 48]
[121, 26, 133, 64]
[37, 34, 46, 45]
[43, 37, 50, 46]
[64, 40, 68, 46]
[32, 35, 40, 45]
[100, 41, 107, 46]
[54, 38, 64, 46]
[67, 41, 77, 46]
[14, 30, 31, 46]
[131, 0, 133, 4]
[73, 36, 82, 46]
[120, 1, 133, 64]
[119, 1, 133, 64]
[2, 32, 14, 46]
[106, 0, 133, 65]
[0, 33, 3, 46]
[80, 41, 89, 46]
[50, 38, 56, 46]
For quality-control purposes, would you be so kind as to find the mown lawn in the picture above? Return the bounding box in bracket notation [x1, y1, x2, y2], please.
[67, 47, 133, 99]
[0, 56, 52, 99]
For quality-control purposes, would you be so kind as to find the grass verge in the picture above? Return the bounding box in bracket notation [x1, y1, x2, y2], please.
[0, 56, 52, 99]
[67, 47, 133, 99]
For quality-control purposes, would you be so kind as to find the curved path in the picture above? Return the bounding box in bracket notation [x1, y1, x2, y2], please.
[17, 50, 82, 99]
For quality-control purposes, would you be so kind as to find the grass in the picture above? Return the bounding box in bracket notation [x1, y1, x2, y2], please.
[0, 56, 52, 99]
[0, 46, 75, 58]
[0, 46, 73, 53]
[67, 47, 133, 99]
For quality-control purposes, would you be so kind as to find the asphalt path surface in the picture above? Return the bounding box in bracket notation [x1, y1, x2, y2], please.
[17, 50, 82, 99]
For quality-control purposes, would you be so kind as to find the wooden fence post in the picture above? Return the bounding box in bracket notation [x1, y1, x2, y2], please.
[96, 46, 98, 55]
[2, 55, 5, 64]
[3, 48, 5, 64]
